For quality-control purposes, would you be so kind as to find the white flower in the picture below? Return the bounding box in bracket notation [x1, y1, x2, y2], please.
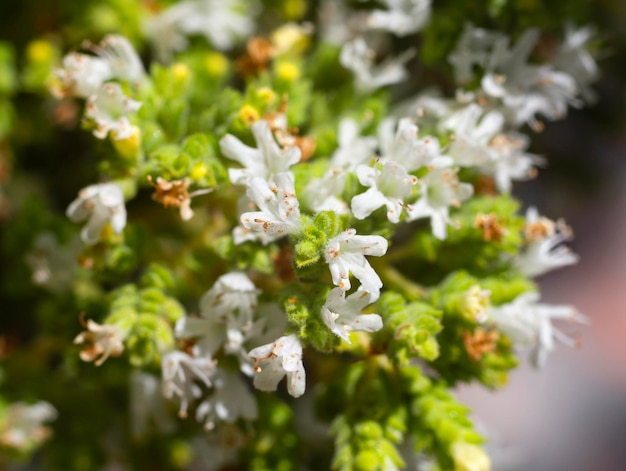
[318, 0, 364, 45]
[66, 182, 127, 245]
[146, 0, 258, 62]
[239, 172, 302, 244]
[303, 168, 349, 215]
[329, 118, 378, 172]
[377, 117, 451, 171]
[488, 292, 588, 368]
[340, 37, 413, 93]
[368, 0, 431, 36]
[515, 207, 578, 277]
[130, 371, 175, 438]
[443, 104, 505, 167]
[26, 232, 81, 293]
[406, 168, 473, 240]
[351, 160, 417, 223]
[0, 401, 57, 452]
[321, 288, 383, 342]
[175, 272, 263, 374]
[220, 120, 301, 185]
[54, 53, 112, 98]
[85, 83, 141, 140]
[553, 24, 598, 104]
[484, 133, 542, 193]
[479, 29, 578, 125]
[324, 229, 388, 294]
[144, 10, 189, 63]
[73, 319, 125, 366]
[89, 35, 146, 84]
[161, 349, 216, 418]
[199, 272, 259, 320]
[248, 334, 305, 398]
[54, 35, 145, 98]
[448, 23, 503, 84]
[442, 104, 542, 191]
[195, 369, 258, 430]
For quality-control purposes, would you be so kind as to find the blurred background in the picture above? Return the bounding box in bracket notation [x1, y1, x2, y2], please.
[459, 27, 626, 470]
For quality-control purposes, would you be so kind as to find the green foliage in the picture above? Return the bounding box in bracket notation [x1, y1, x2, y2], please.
[373, 292, 443, 364]
[400, 366, 488, 471]
[105, 284, 184, 367]
[245, 398, 301, 471]
[293, 211, 344, 277]
[281, 283, 339, 352]
[406, 194, 525, 284]
[428, 271, 527, 387]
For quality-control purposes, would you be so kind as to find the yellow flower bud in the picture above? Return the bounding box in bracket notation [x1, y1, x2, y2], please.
[461, 285, 490, 323]
[271, 23, 312, 56]
[171, 63, 190, 81]
[27, 40, 55, 64]
[256, 87, 277, 106]
[190, 162, 208, 181]
[281, 0, 307, 20]
[451, 442, 491, 471]
[238, 104, 260, 125]
[111, 126, 141, 159]
[205, 52, 229, 77]
[275, 61, 301, 82]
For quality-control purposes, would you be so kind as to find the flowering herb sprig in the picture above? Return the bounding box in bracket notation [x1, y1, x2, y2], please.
[0, 0, 600, 469]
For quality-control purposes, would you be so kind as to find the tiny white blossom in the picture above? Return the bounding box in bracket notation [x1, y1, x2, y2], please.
[484, 132, 542, 193]
[26, 232, 81, 293]
[479, 29, 578, 126]
[54, 53, 112, 98]
[516, 207, 578, 277]
[406, 168, 473, 240]
[553, 24, 599, 104]
[239, 172, 302, 244]
[0, 402, 57, 453]
[220, 120, 301, 185]
[340, 37, 413, 93]
[199, 272, 259, 320]
[303, 168, 349, 215]
[54, 35, 145, 98]
[321, 288, 383, 343]
[176, 272, 262, 374]
[488, 292, 588, 368]
[130, 371, 175, 438]
[318, 0, 364, 45]
[73, 319, 125, 366]
[448, 23, 503, 84]
[161, 349, 216, 418]
[368, 0, 431, 36]
[195, 369, 258, 430]
[329, 118, 378, 172]
[378, 117, 451, 171]
[89, 35, 146, 84]
[66, 182, 127, 245]
[442, 104, 542, 191]
[85, 83, 141, 140]
[351, 160, 417, 223]
[146, 0, 258, 62]
[324, 229, 388, 294]
[443, 104, 505, 167]
[248, 334, 305, 398]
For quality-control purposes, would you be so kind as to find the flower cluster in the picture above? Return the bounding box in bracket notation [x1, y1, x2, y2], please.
[1, 1, 600, 469]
